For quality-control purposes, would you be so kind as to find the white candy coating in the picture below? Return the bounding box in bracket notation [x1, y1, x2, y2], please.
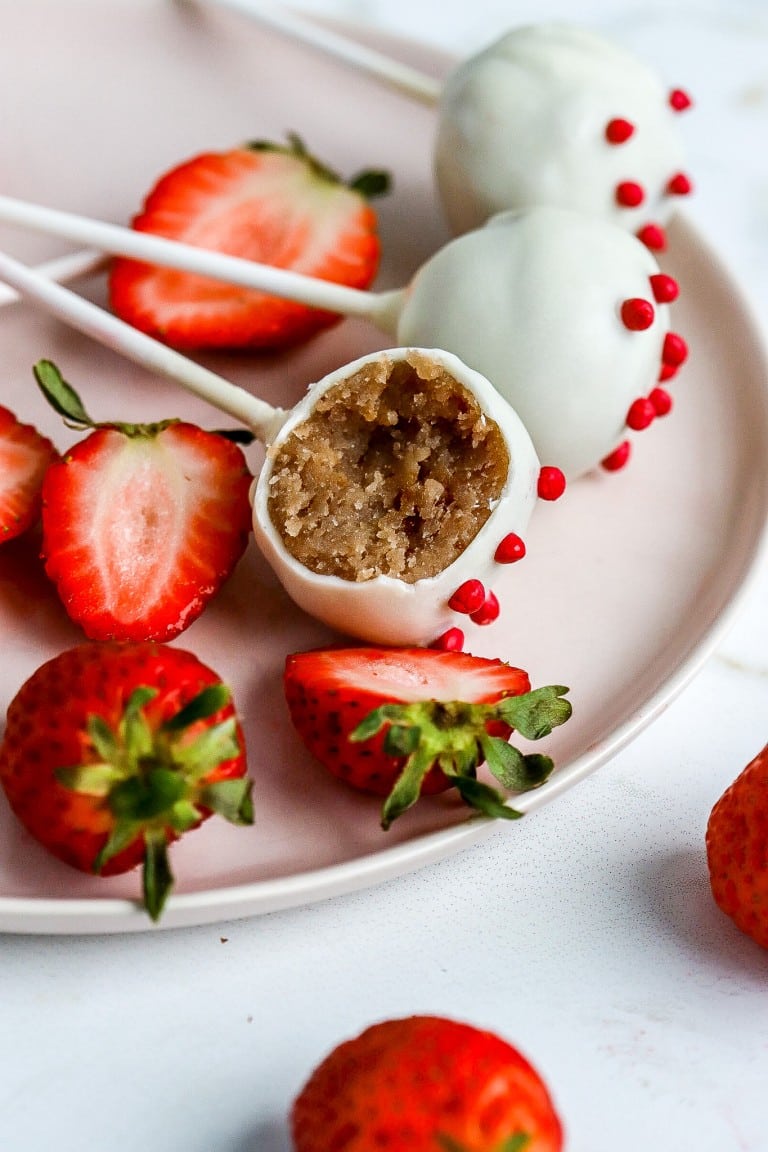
[252, 348, 540, 646]
[435, 23, 687, 237]
[395, 206, 670, 479]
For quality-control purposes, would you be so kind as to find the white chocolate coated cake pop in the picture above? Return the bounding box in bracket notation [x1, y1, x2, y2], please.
[396, 206, 680, 480]
[435, 23, 693, 249]
[252, 347, 545, 646]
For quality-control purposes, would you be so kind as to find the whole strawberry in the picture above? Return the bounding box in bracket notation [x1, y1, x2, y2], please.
[109, 134, 388, 350]
[706, 743, 768, 948]
[34, 359, 252, 641]
[291, 1015, 563, 1151]
[0, 641, 252, 920]
[0, 403, 57, 544]
[284, 646, 571, 828]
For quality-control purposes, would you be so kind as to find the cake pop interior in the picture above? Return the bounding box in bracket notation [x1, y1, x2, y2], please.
[266, 351, 510, 583]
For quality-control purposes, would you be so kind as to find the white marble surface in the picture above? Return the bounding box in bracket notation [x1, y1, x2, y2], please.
[3, 2, 768, 1150]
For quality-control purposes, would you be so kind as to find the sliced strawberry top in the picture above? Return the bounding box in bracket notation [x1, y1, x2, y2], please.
[0, 405, 58, 543]
[285, 646, 531, 707]
[109, 143, 383, 350]
[41, 422, 252, 641]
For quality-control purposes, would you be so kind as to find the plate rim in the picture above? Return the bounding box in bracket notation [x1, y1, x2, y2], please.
[1, 4, 767, 932]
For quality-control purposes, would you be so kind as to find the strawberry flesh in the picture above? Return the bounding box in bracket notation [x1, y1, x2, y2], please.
[0, 405, 57, 543]
[109, 145, 382, 350]
[41, 422, 252, 641]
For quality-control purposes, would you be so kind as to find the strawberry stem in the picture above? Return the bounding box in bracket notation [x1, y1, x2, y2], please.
[350, 685, 571, 829]
[57, 682, 251, 919]
[143, 827, 174, 922]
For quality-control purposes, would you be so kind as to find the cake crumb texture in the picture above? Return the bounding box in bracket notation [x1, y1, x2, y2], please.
[267, 352, 509, 582]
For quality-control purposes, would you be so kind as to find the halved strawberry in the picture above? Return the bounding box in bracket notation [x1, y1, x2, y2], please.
[35, 360, 253, 641]
[0, 404, 58, 544]
[108, 134, 388, 350]
[284, 646, 571, 828]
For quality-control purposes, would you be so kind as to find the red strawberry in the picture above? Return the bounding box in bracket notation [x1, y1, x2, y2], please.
[0, 404, 58, 544]
[706, 743, 768, 949]
[283, 646, 571, 828]
[291, 1015, 564, 1152]
[0, 641, 252, 920]
[109, 134, 388, 350]
[34, 359, 252, 641]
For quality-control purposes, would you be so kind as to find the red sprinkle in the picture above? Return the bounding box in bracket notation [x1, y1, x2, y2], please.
[616, 180, 645, 207]
[669, 88, 692, 112]
[650, 274, 679, 304]
[537, 466, 566, 501]
[621, 297, 655, 331]
[431, 627, 464, 652]
[663, 331, 688, 367]
[637, 223, 667, 251]
[448, 579, 486, 615]
[626, 397, 656, 431]
[659, 361, 678, 382]
[601, 441, 631, 472]
[494, 533, 526, 564]
[605, 117, 635, 144]
[470, 591, 500, 626]
[649, 387, 673, 416]
[667, 171, 693, 196]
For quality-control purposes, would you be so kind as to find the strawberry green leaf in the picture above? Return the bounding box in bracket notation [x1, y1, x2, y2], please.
[480, 738, 555, 791]
[350, 704, 403, 743]
[480, 736, 528, 788]
[383, 724, 420, 757]
[167, 799, 204, 835]
[381, 747, 434, 830]
[55, 762, 124, 796]
[33, 359, 94, 427]
[143, 827, 174, 922]
[436, 1132, 531, 1152]
[496, 685, 571, 739]
[211, 427, 256, 444]
[162, 684, 231, 731]
[348, 169, 391, 199]
[170, 717, 241, 777]
[108, 768, 186, 821]
[198, 778, 254, 825]
[452, 775, 523, 821]
[93, 818, 142, 872]
[86, 714, 121, 764]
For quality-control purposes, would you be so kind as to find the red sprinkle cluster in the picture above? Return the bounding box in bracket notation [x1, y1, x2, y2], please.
[605, 88, 693, 254]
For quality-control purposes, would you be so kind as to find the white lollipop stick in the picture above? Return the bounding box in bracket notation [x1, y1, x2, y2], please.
[0, 248, 105, 308]
[0, 194, 405, 334]
[0, 248, 287, 444]
[179, 0, 440, 105]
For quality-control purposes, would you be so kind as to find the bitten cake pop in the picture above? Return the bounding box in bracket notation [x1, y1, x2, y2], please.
[0, 195, 686, 479]
[182, 6, 693, 246]
[0, 249, 547, 647]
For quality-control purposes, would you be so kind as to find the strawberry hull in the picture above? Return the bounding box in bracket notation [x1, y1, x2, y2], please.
[0, 643, 250, 917]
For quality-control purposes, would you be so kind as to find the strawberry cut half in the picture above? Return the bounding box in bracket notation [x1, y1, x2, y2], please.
[35, 360, 253, 641]
[284, 646, 571, 828]
[0, 404, 58, 544]
[108, 135, 388, 350]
